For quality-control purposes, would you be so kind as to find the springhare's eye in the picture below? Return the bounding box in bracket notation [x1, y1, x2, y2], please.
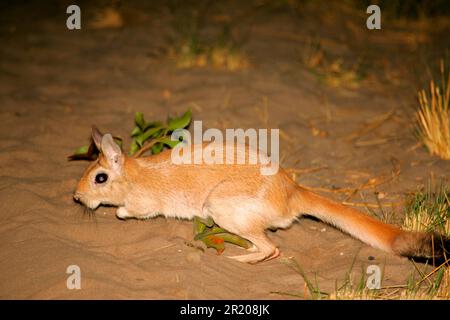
[95, 173, 108, 184]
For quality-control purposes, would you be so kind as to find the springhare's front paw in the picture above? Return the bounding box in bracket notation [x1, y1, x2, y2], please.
[116, 207, 132, 220]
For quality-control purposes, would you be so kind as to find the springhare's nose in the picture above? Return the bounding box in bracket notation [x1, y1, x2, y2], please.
[73, 192, 81, 202]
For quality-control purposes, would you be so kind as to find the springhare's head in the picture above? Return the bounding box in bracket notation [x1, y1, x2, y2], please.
[73, 127, 127, 209]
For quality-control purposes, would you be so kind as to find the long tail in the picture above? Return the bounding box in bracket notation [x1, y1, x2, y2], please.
[290, 186, 449, 261]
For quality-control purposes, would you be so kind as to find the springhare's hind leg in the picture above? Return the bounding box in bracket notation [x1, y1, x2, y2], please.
[202, 180, 282, 263]
[228, 233, 279, 264]
[203, 204, 279, 263]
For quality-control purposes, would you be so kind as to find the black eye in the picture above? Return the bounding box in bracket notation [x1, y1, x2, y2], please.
[95, 173, 108, 184]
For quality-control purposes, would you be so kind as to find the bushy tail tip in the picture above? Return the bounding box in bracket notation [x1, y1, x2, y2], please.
[392, 232, 450, 262]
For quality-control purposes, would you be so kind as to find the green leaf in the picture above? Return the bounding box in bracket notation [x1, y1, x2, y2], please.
[196, 216, 214, 228]
[203, 216, 215, 227]
[68, 142, 98, 161]
[219, 233, 252, 249]
[151, 142, 164, 154]
[167, 109, 192, 131]
[129, 139, 140, 155]
[140, 126, 163, 143]
[131, 126, 141, 137]
[135, 134, 145, 147]
[160, 137, 181, 148]
[135, 128, 162, 147]
[194, 226, 229, 240]
[135, 112, 146, 130]
[194, 223, 252, 251]
[73, 145, 89, 155]
[193, 217, 207, 234]
[143, 121, 163, 131]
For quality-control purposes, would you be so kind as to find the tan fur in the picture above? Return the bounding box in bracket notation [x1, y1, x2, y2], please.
[74, 129, 449, 263]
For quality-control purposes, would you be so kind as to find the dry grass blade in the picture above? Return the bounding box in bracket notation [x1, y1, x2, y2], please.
[416, 60, 450, 160]
[354, 137, 390, 148]
[414, 258, 450, 288]
[437, 267, 450, 298]
[345, 110, 395, 143]
[341, 201, 399, 209]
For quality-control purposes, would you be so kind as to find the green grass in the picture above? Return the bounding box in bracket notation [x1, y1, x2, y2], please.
[403, 181, 450, 237]
[401, 180, 450, 299]
[277, 254, 383, 300]
[276, 256, 449, 300]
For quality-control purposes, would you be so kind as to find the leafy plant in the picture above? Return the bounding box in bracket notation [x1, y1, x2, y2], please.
[130, 110, 192, 157]
[68, 110, 192, 160]
[69, 110, 251, 254]
[193, 216, 252, 253]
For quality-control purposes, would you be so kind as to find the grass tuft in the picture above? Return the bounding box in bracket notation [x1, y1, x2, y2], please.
[403, 180, 450, 237]
[175, 40, 249, 71]
[167, 1, 249, 71]
[301, 38, 365, 89]
[401, 181, 450, 299]
[416, 60, 450, 160]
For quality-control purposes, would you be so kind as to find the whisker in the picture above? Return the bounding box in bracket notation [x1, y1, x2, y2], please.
[82, 206, 98, 225]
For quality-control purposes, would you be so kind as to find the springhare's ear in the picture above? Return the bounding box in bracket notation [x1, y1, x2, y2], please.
[101, 134, 123, 172]
[92, 126, 103, 151]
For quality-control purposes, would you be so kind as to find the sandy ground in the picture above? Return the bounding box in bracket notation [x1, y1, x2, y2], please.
[0, 1, 449, 299]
